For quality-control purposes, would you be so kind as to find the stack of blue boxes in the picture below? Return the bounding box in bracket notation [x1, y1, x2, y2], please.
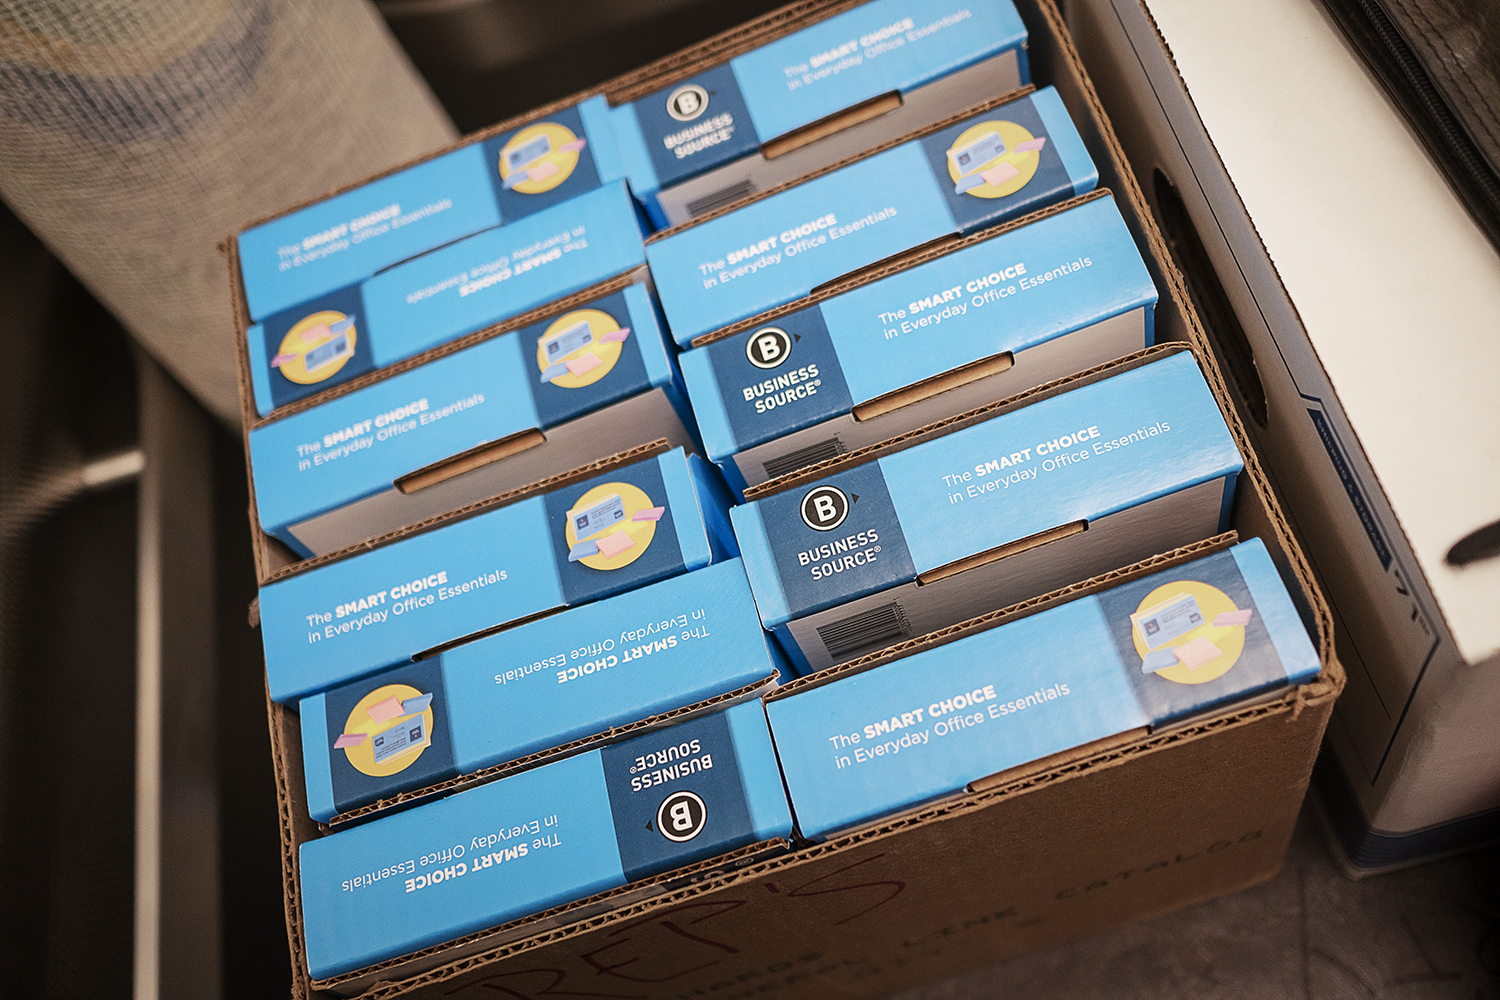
[237, 0, 1321, 986]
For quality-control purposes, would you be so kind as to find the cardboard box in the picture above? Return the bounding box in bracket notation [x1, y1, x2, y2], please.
[1065, 0, 1500, 873]
[300, 559, 786, 823]
[299, 702, 793, 986]
[767, 538, 1321, 839]
[612, 0, 1030, 227]
[645, 85, 1098, 345]
[731, 347, 1242, 673]
[249, 275, 696, 557]
[681, 189, 1157, 495]
[259, 448, 733, 704]
[245, 2, 1345, 995]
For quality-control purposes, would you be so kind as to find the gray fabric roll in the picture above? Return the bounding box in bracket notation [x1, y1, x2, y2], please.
[0, 0, 458, 425]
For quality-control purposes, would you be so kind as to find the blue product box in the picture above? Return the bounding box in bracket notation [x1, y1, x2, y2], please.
[680, 193, 1156, 495]
[299, 559, 788, 822]
[765, 539, 1322, 840]
[243, 180, 649, 415]
[299, 701, 793, 981]
[644, 86, 1096, 346]
[612, 0, 1029, 227]
[730, 350, 1244, 673]
[249, 278, 698, 557]
[260, 448, 735, 703]
[237, 95, 627, 323]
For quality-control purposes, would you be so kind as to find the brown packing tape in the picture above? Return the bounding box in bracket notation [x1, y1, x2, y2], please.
[253, 2, 1345, 996]
[687, 188, 1112, 349]
[325, 672, 781, 827]
[259, 438, 671, 587]
[742, 340, 1192, 501]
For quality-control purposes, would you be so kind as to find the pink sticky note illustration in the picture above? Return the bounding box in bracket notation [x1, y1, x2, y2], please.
[333, 733, 366, 749]
[366, 696, 405, 724]
[558, 138, 588, 154]
[1213, 609, 1253, 628]
[1174, 636, 1224, 670]
[1013, 137, 1047, 153]
[595, 529, 636, 558]
[982, 162, 1022, 187]
[566, 352, 602, 377]
[632, 506, 664, 523]
[528, 160, 560, 182]
[299, 322, 332, 345]
[599, 326, 630, 344]
[270, 352, 298, 368]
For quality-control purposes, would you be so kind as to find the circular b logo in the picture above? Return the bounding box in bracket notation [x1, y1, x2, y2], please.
[667, 84, 709, 122]
[800, 486, 849, 532]
[657, 790, 707, 842]
[744, 326, 793, 369]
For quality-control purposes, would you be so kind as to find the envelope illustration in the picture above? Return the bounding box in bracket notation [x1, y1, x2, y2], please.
[1140, 648, 1180, 674]
[1174, 636, 1224, 670]
[595, 529, 635, 558]
[982, 163, 1022, 187]
[366, 696, 406, 724]
[566, 352, 602, 377]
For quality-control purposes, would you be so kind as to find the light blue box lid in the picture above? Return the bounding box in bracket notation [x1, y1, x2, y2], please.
[249, 281, 673, 548]
[646, 87, 1097, 346]
[260, 449, 718, 703]
[731, 351, 1243, 628]
[681, 193, 1158, 462]
[613, 0, 1029, 199]
[765, 538, 1322, 839]
[299, 701, 791, 979]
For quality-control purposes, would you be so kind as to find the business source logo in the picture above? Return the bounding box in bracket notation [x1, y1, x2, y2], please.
[657, 790, 707, 842]
[667, 84, 709, 122]
[800, 485, 850, 532]
[744, 326, 793, 369]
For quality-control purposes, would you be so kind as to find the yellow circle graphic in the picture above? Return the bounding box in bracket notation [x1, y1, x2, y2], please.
[564, 481, 657, 571]
[340, 683, 434, 777]
[274, 310, 357, 384]
[535, 309, 623, 389]
[945, 120, 1042, 199]
[499, 122, 582, 194]
[1130, 580, 1246, 685]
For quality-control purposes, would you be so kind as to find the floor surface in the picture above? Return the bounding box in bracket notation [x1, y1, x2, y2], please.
[892, 809, 1499, 999]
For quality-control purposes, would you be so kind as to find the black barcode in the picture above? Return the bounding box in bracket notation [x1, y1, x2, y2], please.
[762, 437, 845, 480]
[686, 180, 758, 218]
[817, 603, 912, 660]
